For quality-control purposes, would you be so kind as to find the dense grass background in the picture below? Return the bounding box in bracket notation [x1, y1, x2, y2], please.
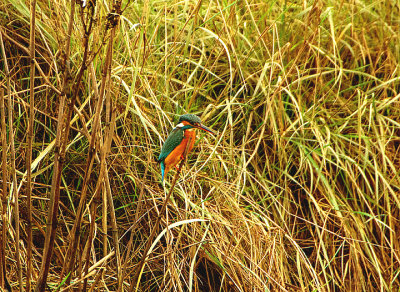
[1, 0, 400, 291]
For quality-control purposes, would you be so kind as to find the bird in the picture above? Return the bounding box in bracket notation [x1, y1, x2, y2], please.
[158, 114, 215, 182]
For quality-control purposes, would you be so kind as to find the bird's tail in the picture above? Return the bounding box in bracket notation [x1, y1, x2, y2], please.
[160, 161, 165, 182]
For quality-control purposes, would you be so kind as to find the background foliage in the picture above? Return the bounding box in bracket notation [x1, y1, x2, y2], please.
[0, 0, 399, 290]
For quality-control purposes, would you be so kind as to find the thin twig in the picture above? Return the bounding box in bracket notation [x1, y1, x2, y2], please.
[130, 136, 193, 291]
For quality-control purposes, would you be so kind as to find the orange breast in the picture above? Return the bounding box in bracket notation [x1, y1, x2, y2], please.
[163, 130, 196, 175]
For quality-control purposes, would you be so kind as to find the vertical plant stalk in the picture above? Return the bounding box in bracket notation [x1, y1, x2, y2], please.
[62, 2, 122, 286]
[130, 137, 193, 291]
[104, 16, 122, 291]
[0, 89, 9, 290]
[100, 61, 109, 272]
[26, 0, 37, 290]
[61, 6, 110, 284]
[0, 28, 23, 290]
[78, 62, 102, 292]
[106, 7, 123, 287]
[34, 0, 76, 290]
[35, 97, 66, 292]
[7, 60, 24, 291]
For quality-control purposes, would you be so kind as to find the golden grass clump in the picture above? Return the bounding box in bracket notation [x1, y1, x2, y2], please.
[0, 0, 399, 291]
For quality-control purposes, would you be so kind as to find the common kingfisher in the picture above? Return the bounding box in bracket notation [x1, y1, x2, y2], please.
[158, 114, 215, 182]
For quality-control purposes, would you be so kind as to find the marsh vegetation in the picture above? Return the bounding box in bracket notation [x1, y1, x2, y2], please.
[0, 0, 399, 291]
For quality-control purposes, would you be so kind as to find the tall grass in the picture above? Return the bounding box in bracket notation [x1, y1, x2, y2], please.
[0, 0, 399, 291]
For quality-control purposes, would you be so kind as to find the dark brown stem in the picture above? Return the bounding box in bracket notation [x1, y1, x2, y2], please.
[34, 0, 76, 290]
[129, 136, 193, 291]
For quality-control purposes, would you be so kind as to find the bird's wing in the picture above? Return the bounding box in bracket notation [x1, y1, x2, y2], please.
[158, 127, 184, 162]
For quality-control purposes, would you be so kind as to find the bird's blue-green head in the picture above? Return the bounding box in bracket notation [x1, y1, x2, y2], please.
[179, 114, 202, 124]
[177, 114, 215, 134]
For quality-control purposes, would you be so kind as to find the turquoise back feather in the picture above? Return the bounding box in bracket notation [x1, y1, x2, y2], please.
[158, 127, 184, 163]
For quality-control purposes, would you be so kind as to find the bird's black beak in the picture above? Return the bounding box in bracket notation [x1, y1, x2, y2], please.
[197, 124, 215, 135]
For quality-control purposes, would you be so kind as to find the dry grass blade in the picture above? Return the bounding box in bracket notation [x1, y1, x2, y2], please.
[26, 0, 37, 290]
[0, 88, 10, 291]
[0, 27, 23, 290]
